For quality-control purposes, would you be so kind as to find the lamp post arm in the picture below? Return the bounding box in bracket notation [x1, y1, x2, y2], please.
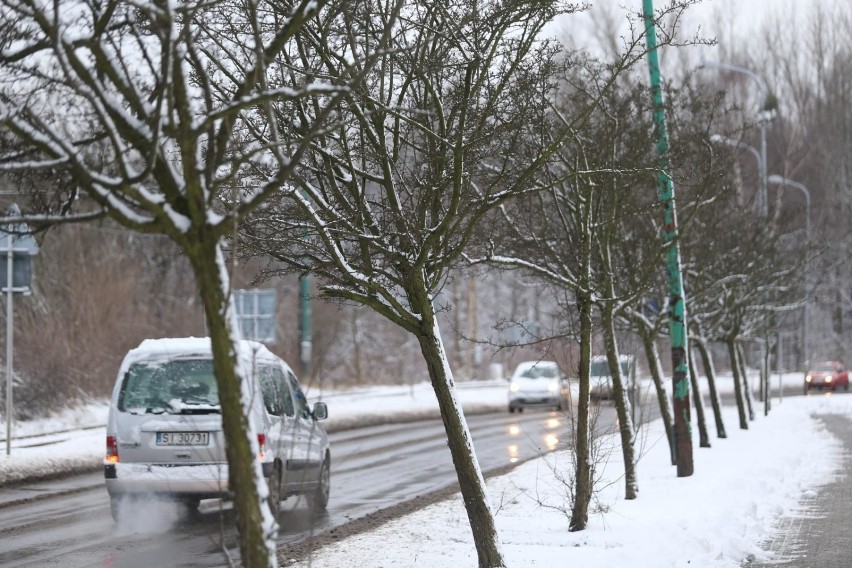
[710, 134, 763, 214]
[701, 62, 770, 217]
[710, 134, 760, 169]
[700, 61, 768, 105]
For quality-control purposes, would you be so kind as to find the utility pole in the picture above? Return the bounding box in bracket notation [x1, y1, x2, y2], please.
[1, 204, 38, 456]
[4, 226, 11, 457]
[642, 0, 693, 476]
[298, 187, 313, 381]
[299, 274, 311, 381]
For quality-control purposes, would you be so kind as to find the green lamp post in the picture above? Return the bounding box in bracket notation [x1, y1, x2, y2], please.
[642, 0, 693, 477]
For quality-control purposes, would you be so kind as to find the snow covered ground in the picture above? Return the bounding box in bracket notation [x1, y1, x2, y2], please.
[1, 370, 844, 568]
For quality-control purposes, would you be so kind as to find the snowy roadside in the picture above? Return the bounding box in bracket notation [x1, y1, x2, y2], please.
[0, 370, 839, 568]
[287, 391, 846, 568]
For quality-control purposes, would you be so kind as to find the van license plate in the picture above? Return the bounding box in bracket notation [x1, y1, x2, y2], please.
[156, 432, 209, 446]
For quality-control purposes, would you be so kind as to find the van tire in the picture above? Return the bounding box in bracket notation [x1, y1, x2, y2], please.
[267, 461, 282, 519]
[309, 457, 331, 512]
[185, 497, 201, 515]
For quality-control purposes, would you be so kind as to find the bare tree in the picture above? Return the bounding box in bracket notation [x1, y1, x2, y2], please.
[476, 0, 714, 526]
[0, 1, 399, 565]
[687, 345, 710, 448]
[681, 130, 811, 429]
[613, 71, 747, 453]
[482, 61, 672, 524]
[690, 329, 726, 439]
[241, 3, 583, 565]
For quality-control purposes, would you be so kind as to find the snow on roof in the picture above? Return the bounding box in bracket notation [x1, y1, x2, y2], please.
[134, 336, 211, 355]
[513, 360, 558, 370]
[125, 337, 277, 364]
[592, 354, 633, 362]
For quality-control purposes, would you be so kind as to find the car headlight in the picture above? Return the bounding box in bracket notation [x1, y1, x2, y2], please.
[548, 381, 559, 393]
[510, 383, 520, 393]
[826, 375, 833, 383]
[806, 375, 812, 382]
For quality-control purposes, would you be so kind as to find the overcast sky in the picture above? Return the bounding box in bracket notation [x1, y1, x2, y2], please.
[559, 0, 847, 59]
[681, 0, 845, 41]
[683, 0, 843, 26]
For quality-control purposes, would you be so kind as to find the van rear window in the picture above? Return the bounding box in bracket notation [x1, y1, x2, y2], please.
[591, 361, 610, 376]
[591, 360, 630, 376]
[118, 359, 220, 414]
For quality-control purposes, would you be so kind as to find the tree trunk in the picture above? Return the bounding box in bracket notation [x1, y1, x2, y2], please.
[351, 309, 363, 385]
[189, 240, 275, 568]
[570, 186, 595, 531]
[598, 218, 637, 496]
[601, 306, 638, 499]
[726, 337, 748, 430]
[763, 338, 771, 416]
[736, 342, 756, 421]
[692, 336, 726, 439]
[638, 327, 675, 464]
[413, 297, 505, 568]
[570, 292, 594, 531]
[687, 347, 710, 448]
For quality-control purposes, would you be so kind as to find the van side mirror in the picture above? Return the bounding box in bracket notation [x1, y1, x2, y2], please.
[312, 401, 328, 421]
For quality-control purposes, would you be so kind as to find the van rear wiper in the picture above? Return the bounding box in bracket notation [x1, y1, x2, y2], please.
[173, 397, 221, 414]
[177, 406, 221, 414]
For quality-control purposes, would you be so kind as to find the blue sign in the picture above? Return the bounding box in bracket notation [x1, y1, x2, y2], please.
[234, 288, 276, 343]
[0, 204, 38, 294]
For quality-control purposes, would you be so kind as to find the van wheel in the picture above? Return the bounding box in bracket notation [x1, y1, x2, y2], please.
[267, 461, 282, 519]
[309, 457, 331, 512]
[181, 498, 201, 520]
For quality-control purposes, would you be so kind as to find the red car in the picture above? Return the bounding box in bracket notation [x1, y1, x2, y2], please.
[805, 361, 849, 393]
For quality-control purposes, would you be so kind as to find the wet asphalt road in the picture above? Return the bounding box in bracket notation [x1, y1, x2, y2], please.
[0, 408, 608, 567]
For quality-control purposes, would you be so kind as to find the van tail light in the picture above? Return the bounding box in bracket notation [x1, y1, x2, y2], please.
[257, 433, 267, 460]
[106, 435, 119, 463]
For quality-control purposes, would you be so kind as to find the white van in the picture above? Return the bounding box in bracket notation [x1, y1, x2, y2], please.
[590, 355, 635, 401]
[104, 337, 330, 522]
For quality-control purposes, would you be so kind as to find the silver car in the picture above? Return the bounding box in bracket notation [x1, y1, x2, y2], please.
[104, 337, 330, 522]
[508, 360, 569, 412]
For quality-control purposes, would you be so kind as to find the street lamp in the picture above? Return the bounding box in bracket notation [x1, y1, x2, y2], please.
[700, 62, 771, 218]
[767, 175, 811, 372]
[702, 62, 775, 409]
